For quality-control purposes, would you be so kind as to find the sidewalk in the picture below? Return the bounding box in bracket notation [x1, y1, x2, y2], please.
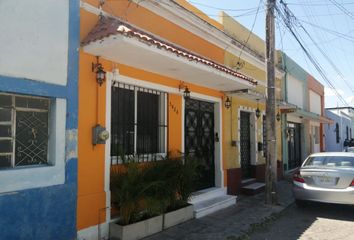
[144, 180, 294, 240]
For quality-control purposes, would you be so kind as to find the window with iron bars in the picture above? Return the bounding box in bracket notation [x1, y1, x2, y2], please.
[110, 82, 167, 164]
[0, 93, 50, 169]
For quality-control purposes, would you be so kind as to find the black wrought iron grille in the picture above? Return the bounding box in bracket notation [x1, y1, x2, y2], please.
[240, 111, 251, 179]
[185, 98, 215, 190]
[111, 82, 167, 164]
[0, 93, 49, 169]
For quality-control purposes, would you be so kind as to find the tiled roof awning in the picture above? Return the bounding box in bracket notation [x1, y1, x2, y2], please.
[82, 17, 257, 91]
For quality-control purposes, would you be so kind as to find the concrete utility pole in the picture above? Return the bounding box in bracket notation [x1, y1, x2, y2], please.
[265, 0, 277, 205]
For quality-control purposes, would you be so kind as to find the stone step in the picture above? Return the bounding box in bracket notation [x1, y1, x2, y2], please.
[193, 195, 237, 219]
[241, 178, 257, 187]
[189, 187, 226, 204]
[241, 182, 266, 196]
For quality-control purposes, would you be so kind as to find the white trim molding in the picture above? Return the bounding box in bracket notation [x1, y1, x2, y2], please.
[105, 72, 113, 224]
[77, 222, 109, 240]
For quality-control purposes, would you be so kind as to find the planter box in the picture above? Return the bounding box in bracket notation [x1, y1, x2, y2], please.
[163, 204, 194, 229]
[110, 215, 163, 240]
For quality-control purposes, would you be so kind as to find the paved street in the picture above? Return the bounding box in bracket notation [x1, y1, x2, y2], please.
[249, 203, 354, 240]
[144, 181, 294, 240]
[145, 181, 354, 240]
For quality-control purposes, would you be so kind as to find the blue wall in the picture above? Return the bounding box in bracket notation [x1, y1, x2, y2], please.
[0, 0, 79, 239]
[325, 110, 352, 152]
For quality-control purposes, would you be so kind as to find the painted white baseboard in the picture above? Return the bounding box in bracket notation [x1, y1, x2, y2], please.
[77, 223, 109, 240]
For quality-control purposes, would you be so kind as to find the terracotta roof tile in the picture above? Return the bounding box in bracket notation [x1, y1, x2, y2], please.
[82, 17, 257, 85]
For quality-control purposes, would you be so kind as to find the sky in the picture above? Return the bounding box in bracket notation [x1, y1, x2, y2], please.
[186, 0, 354, 108]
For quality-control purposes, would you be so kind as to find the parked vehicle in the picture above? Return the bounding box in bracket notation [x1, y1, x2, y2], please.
[293, 152, 354, 206]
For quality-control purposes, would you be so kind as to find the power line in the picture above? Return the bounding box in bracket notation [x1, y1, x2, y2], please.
[328, 0, 354, 20]
[286, 2, 354, 7]
[156, 0, 266, 18]
[299, 0, 354, 95]
[276, 2, 349, 106]
[187, 1, 261, 12]
[236, 0, 263, 66]
[297, 1, 354, 95]
[298, 19, 354, 43]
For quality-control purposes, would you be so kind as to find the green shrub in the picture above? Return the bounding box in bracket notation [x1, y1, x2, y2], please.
[110, 154, 200, 225]
[110, 162, 163, 225]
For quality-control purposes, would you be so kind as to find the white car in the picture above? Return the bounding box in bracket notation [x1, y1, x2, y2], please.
[293, 152, 354, 206]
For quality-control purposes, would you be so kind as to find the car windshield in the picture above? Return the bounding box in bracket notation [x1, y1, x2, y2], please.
[303, 156, 354, 168]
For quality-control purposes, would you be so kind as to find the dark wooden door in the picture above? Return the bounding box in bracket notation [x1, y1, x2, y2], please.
[240, 111, 251, 179]
[185, 99, 215, 190]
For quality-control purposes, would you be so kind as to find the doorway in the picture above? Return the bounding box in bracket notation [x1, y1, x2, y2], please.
[185, 98, 215, 190]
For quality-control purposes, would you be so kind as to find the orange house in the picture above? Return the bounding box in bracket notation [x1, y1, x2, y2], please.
[77, 1, 258, 239]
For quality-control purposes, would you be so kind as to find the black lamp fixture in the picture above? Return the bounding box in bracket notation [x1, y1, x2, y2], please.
[224, 96, 231, 109]
[179, 82, 191, 100]
[92, 56, 106, 86]
[276, 111, 281, 122]
[255, 99, 261, 119]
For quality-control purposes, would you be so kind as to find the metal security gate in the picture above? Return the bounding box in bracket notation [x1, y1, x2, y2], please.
[287, 122, 301, 170]
[185, 98, 215, 190]
[110, 83, 167, 164]
[240, 111, 251, 179]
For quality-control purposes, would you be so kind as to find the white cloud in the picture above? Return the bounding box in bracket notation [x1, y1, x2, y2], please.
[324, 87, 344, 97]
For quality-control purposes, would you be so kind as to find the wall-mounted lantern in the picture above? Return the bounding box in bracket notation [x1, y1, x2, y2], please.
[92, 56, 106, 86]
[276, 112, 281, 121]
[224, 96, 231, 109]
[255, 99, 261, 119]
[179, 82, 191, 100]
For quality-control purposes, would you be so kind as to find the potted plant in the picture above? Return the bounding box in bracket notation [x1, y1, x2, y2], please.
[110, 162, 165, 240]
[109, 154, 200, 239]
[162, 155, 199, 229]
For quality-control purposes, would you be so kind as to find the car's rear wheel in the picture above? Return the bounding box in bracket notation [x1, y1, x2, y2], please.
[295, 199, 308, 207]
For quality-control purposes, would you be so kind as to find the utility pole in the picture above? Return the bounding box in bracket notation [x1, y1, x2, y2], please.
[265, 0, 277, 205]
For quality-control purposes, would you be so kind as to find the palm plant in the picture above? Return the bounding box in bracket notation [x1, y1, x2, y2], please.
[110, 162, 163, 225]
[110, 154, 200, 225]
[176, 155, 200, 203]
